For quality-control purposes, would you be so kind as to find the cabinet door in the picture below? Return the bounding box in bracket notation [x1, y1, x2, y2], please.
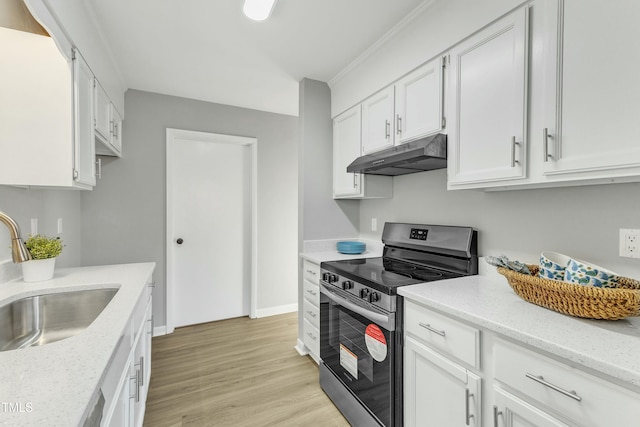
[73, 49, 96, 187]
[447, 7, 529, 186]
[362, 86, 395, 154]
[131, 320, 147, 427]
[404, 336, 480, 427]
[396, 57, 444, 144]
[333, 105, 362, 197]
[94, 80, 111, 143]
[111, 106, 123, 155]
[493, 388, 569, 427]
[542, 0, 640, 176]
[102, 359, 132, 427]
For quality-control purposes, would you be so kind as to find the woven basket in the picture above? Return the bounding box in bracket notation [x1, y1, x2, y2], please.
[497, 265, 640, 320]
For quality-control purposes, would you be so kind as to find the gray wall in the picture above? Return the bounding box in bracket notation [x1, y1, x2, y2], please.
[359, 170, 640, 278]
[81, 89, 299, 327]
[0, 186, 82, 281]
[299, 78, 359, 241]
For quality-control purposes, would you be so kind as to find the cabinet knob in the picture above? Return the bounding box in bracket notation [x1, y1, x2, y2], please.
[176, 238, 184, 245]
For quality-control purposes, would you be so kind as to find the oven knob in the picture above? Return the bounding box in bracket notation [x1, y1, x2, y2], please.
[342, 280, 354, 290]
[330, 274, 339, 283]
[360, 288, 370, 299]
[369, 292, 380, 303]
[322, 272, 330, 282]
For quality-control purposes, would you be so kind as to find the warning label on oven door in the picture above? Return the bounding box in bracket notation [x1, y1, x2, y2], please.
[365, 324, 388, 362]
[339, 344, 358, 380]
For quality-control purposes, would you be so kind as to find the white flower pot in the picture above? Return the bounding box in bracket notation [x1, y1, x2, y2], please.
[21, 258, 56, 282]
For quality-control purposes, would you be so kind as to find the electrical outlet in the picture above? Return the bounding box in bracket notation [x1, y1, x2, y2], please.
[57, 218, 63, 234]
[371, 218, 378, 232]
[620, 229, 640, 259]
[30, 218, 38, 235]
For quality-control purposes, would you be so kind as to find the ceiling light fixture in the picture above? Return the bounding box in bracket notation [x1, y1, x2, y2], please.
[243, 0, 278, 21]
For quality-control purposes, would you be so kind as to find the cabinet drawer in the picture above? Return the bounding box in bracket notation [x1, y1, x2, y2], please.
[303, 299, 319, 328]
[494, 338, 640, 426]
[303, 318, 320, 356]
[303, 279, 320, 307]
[405, 300, 479, 369]
[303, 260, 320, 284]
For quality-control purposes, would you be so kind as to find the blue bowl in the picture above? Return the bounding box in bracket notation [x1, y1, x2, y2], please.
[337, 241, 366, 255]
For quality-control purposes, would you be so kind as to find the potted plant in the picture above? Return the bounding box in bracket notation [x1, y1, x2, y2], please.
[22, 234, 64, 282]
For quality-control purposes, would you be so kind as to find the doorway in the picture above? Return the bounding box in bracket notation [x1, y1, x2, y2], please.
[166, 128, 257, 332]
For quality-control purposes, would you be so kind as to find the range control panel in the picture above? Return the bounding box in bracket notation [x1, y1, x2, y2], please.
[410, 228, 428, 240]
[320, 270, 395, 313]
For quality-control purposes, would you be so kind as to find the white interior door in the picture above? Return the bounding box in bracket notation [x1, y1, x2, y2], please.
[167, 129, 254, 328]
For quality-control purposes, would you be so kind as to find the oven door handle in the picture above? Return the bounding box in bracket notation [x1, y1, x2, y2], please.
[320, 283, 395, 331]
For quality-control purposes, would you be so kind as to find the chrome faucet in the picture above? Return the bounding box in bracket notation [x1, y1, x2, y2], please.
[0, 211, 31, 263]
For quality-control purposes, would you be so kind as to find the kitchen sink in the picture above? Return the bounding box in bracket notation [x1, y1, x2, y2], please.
[0, 288, 118, 351]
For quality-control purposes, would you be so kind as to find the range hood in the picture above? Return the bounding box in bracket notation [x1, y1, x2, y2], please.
[347, 133, 447, 176]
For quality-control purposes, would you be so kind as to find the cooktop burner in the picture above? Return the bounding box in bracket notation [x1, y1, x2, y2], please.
[321, 257, 462, 294]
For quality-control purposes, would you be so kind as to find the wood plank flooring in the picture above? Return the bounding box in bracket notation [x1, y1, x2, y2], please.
[143, 312, 349, 426]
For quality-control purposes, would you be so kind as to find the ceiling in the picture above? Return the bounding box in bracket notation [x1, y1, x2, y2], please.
[87, 0, 426, 116]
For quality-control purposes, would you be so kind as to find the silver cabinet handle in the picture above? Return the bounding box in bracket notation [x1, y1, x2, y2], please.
[109, 119, 114, 135]
[306, 310, 316, 318]
[148, 314, 154, 335]
[95, 158, 102, 179]
[493, 405, 502, 427]
[306, 332, 316, 341]
[114, 123, 119, 139]
[543, 128, 551, 162]
[465, 388, 474, 425]
[511, 136, 520, 167]
[353, 173, 358, 187]
[418, 322, 446, 337]
[396, 115, 402, 135]
[306, 289, 317, 296]
[148, 281, 156, 288]
[525, 373, 582, 402]
[385, 120, 390, 139]
[306, 269, 316, 276]
[138, 356, 144, 387]
[130, 371, 139, 402]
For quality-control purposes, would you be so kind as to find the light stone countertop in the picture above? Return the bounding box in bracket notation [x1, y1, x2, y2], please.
[398, 272, 640, 389]
[0, 262, 155, 426]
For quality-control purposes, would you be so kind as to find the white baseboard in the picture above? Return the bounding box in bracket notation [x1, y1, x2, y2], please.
[153, 325, 168, 337]
[255, 303, 298, 318]
[295, 339, 309, 356]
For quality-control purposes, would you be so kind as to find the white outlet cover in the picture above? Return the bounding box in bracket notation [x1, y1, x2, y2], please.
[620, 228, 640, 259]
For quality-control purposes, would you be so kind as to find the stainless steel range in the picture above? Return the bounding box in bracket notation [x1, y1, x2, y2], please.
[319, 223, 478, 426]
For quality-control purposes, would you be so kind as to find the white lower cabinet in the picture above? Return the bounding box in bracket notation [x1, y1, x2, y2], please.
[101, 284, 153, 426]
[300, 259, 321, 363]
[493, 387, 569, 427]
[403, 300, 640, 427]
[404, 335, 481, 426]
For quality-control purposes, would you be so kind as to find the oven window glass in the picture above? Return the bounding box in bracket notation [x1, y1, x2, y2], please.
[321, 294, 394, 426]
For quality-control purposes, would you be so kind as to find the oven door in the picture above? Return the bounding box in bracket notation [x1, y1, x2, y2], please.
[320, 283, 396, 427]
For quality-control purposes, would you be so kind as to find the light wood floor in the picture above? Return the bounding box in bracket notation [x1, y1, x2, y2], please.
[143, 312, 349, 426]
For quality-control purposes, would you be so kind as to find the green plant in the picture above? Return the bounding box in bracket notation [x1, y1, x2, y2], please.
[25, 234, 63, 259]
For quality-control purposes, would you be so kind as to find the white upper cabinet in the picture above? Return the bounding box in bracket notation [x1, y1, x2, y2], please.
[396, 57, 444, 144]
[333, 106, 363, 197]
[447, 6, 529, 187]
[541, 0, 640, 179]
[94, 80, 111, 144]
[0, 27, 97, 189]
[362, 86, 395, 154]
[73, 49, 97, 188]
[333, 106, 392, 199]
[360, 57, 445, 156]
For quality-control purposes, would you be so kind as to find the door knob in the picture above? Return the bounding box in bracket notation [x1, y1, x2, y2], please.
[176, 238, 184, 245]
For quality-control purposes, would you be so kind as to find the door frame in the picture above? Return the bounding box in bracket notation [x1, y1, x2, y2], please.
[165, 128, 258, 334]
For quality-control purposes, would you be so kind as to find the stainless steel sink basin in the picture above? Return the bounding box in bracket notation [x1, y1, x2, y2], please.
[0, 288, 118, 351]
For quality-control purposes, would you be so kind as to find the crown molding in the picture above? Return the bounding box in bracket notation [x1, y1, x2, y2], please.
[328, 0, 438, 89]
